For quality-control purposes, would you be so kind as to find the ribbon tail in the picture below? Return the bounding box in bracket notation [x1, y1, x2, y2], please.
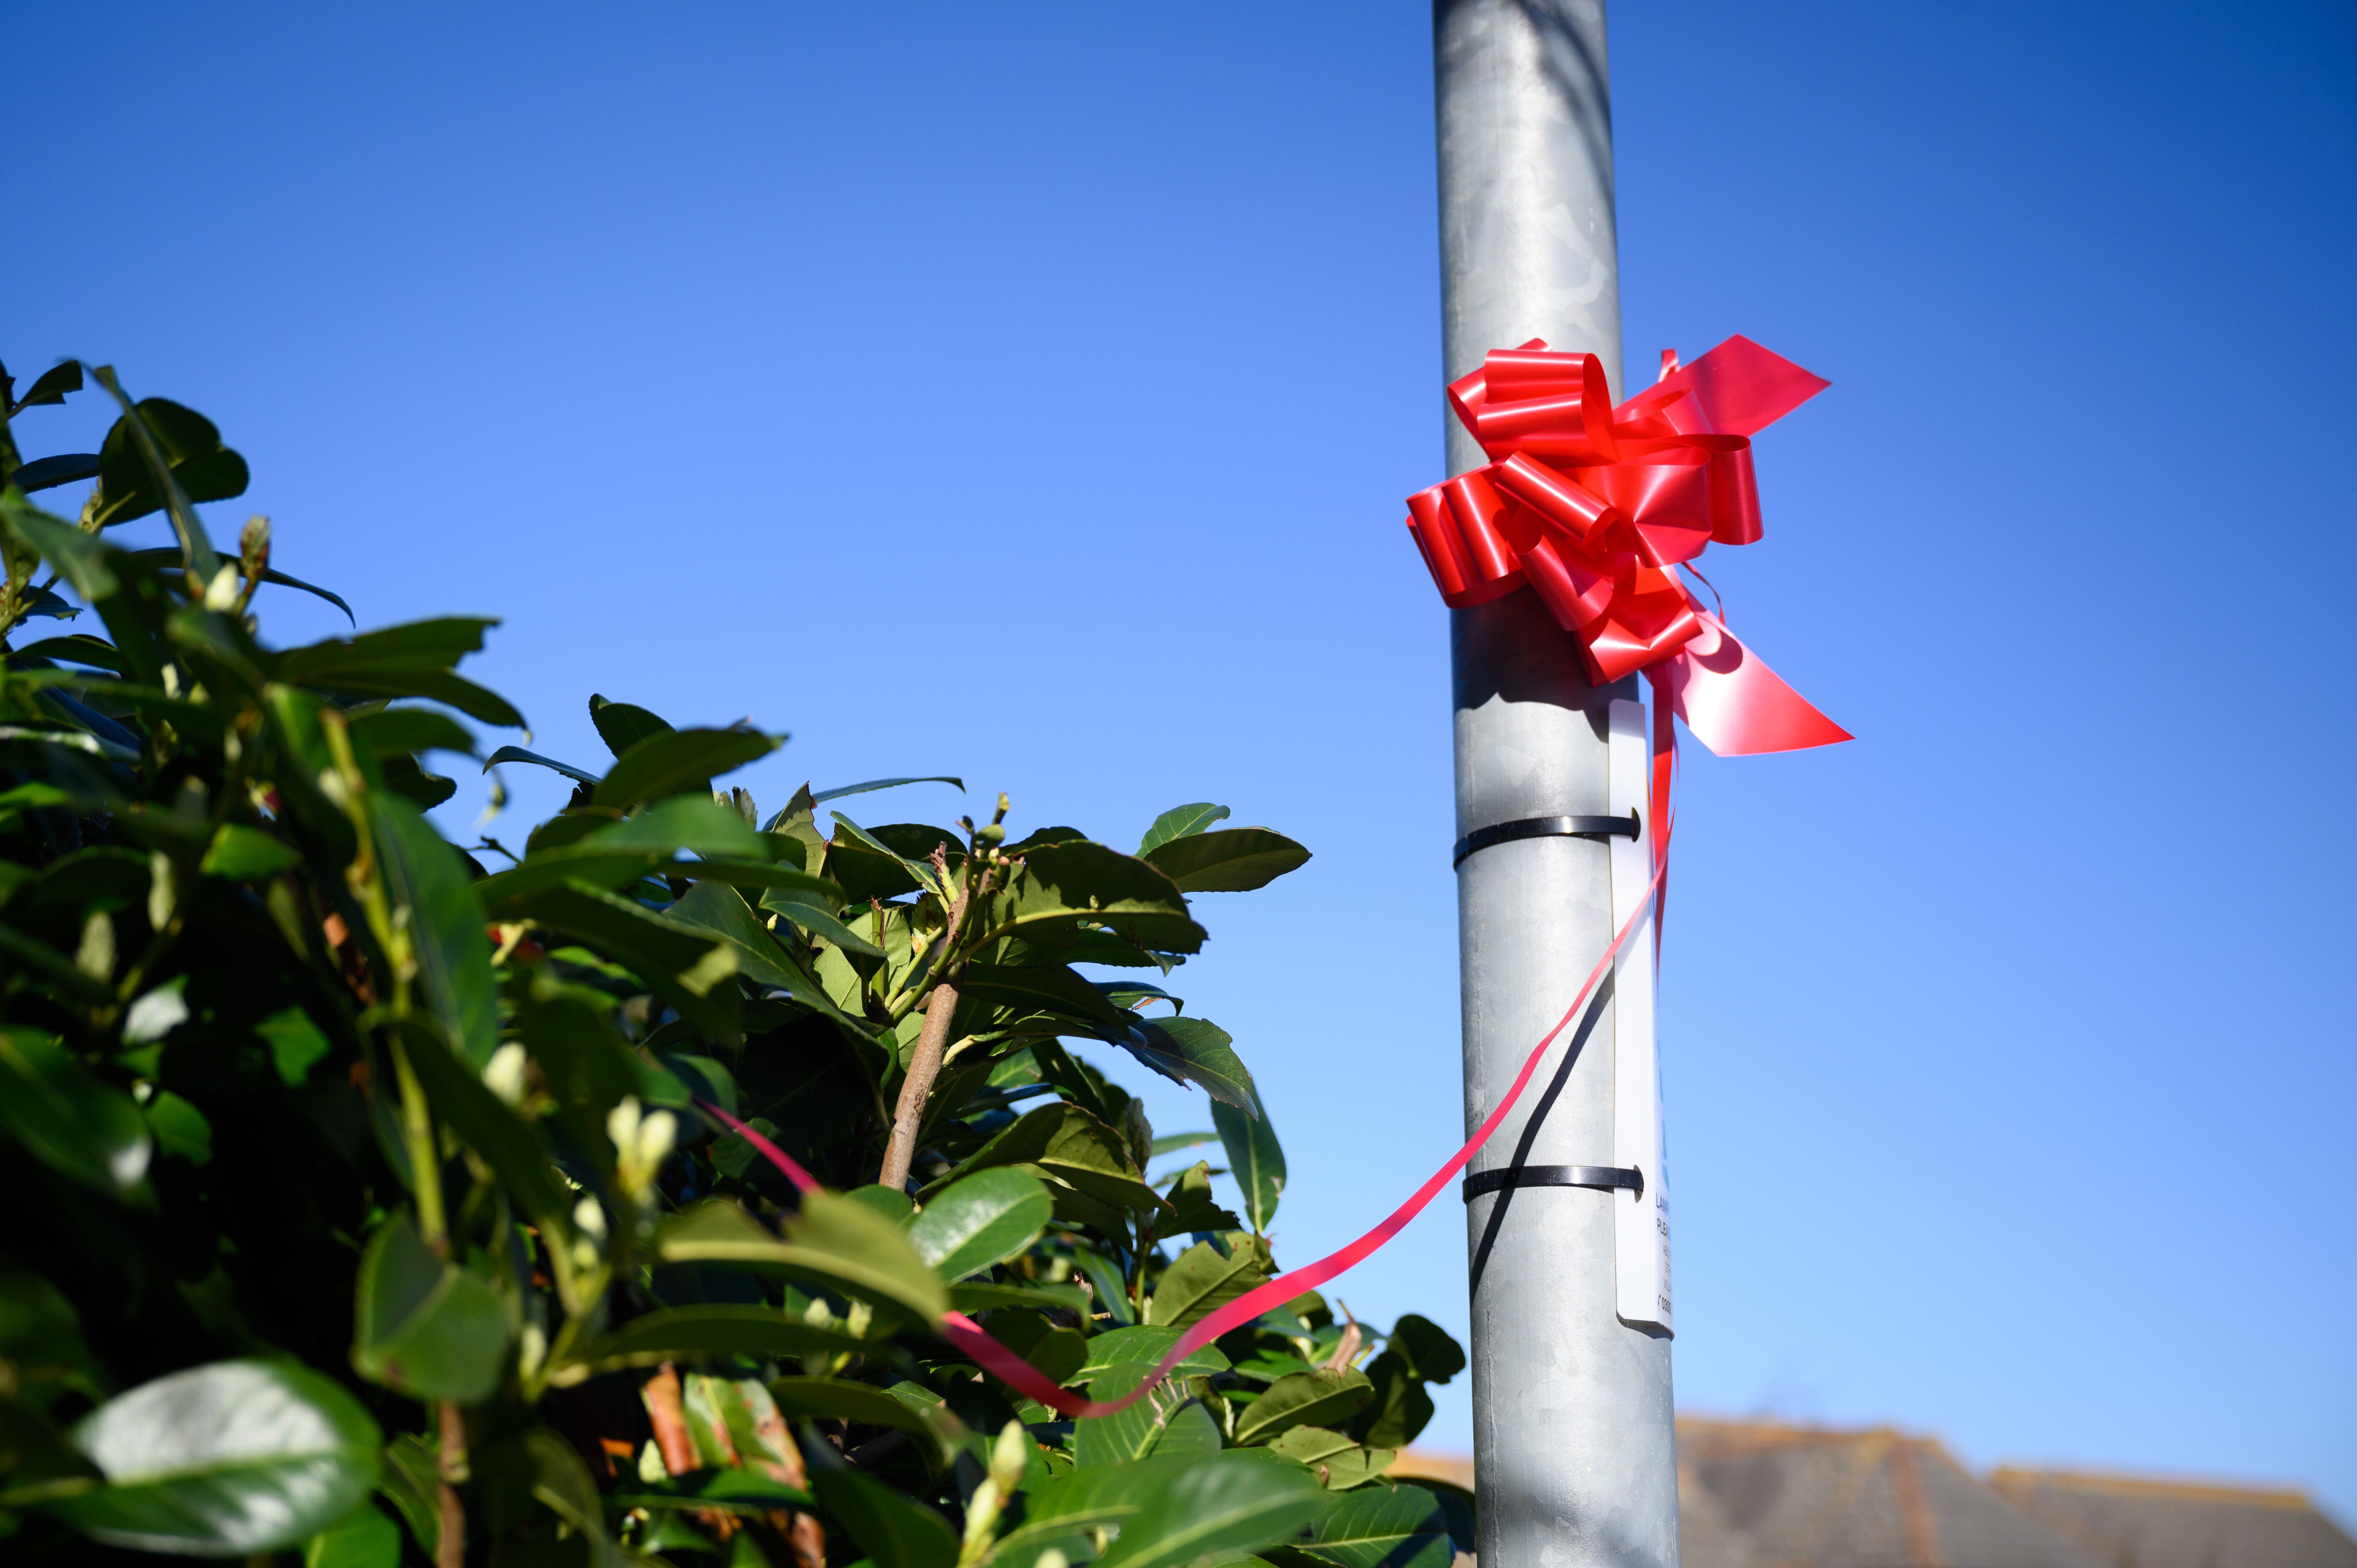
[1644, 673, 1678, 954]
[1657, 616, 1850, 757]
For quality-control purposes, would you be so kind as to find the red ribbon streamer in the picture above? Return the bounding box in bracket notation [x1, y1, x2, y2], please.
[1406, 334, 1851, 759]
[700, 858, 1661, 1420]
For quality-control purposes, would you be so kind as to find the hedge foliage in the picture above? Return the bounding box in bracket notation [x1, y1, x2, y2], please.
[0, 361, 1471, 1568]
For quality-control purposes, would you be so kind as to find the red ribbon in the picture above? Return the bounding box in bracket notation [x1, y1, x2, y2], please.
[1405, 334, 1851, 760]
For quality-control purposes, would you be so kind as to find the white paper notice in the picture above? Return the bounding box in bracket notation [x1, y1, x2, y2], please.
[1608, 697, 1671, 1333]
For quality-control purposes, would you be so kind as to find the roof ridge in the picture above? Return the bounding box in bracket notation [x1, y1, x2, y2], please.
[1989, 1466, 2315, 1511]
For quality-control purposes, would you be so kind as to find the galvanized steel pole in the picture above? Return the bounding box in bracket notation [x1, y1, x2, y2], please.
[1435, 4, 1680, 1566]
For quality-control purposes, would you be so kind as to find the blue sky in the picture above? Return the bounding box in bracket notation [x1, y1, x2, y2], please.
[14, 0, 2353, 1523]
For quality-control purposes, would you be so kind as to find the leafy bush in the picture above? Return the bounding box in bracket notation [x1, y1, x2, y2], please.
[0, 361, 1473, 1568]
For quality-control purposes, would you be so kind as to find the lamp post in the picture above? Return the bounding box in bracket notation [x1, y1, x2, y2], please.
[1434, 3, 1680, 1565]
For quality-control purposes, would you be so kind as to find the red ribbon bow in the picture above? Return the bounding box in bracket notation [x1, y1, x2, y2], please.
[1406, 334, 1850, 758]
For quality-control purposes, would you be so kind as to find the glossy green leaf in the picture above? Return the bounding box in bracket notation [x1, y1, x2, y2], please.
[1149, 1393, 1226, 1459]
[810, 1464, 957, 1568]
[1074, 1245, 1136, 1326]
[88, 395, 248, 531]
[506, 881, 742, 1043]
[974, 842, 1205, 956]
[257, 1007, 332, 1087]
[959, 961, 1128, 1027]
[1161, 1175, 1242, 1248]
[925, 1102, 1170, 1227]
[1150, 1130, 1217, 1156]
[1232, 1369, 1374, 1446]
[1140, 828, 1311, 894]
[142, 1090, 212, 1165]
[200, 822, 301, 880]
[474, 845, 821, 917]
[759, 883, 883, 956]
[666, 880, 815, 993]
[1159, 1163, 1237, 1235]
[561, 1305, 863, 1378]
[828, 813, 950, 900]
[843, 1182, 915, 1222]
[374, 1435, 440, 1558]
[302, 1502, 402, 1568]
[1214, 1084, 1286, 1233]
[657, 879, 864, 1031]
[990, 1453, 1200, 1567]
[1076, 1326, 1231, 1380]
[588, 693, 673, 759]
[367, 791, 499, 1068]
[47, 1359, 382, 1557]
[977, 1310, 1088, 1386]
[1125, 1017, 1256, 1112]
[1074, 1368, 1220, 1468]
[592, 726, 781, 810]
[1147, 1239, 1268, 1329]
[13, 360, 84, 411]
[1383, 1315, 1465, 1385]
[1296, 1482, 1452, 1568]
[351, 1213, 511, 1403]
[812, 775, 964, 803]
[483, 744, 600, 785]
[1093, 1451, 1332, 1568]
[908, 1167, 1054, 1282]
[274, 617, 493, 677]
[1137, 803, 1230, 856]
[591, 795, 772, 857]
[656, 1193, 949, 1323]
[1017, 1038, 1115, 1124]
[1100, 977, 1181, 1014]
[274, 620, 521, 728]
[1344, 1319, 1464, 1451]
[253, 565, 355, 624]
[0, 1027, 151, 1198]
[348, 707, 475, 760]
[948, 1281, 1092, 1317]
[1349, 1351, 1436, 1451]
[1265, 1428, 1398, 1491]
[769, 1376, 947, 1437]
[1, 493, 119, 603]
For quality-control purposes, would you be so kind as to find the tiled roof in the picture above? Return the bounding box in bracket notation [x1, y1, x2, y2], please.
[1397, 1423, 2356, 1568]
[1678, 1418, 2106, 1568]
[1987, 1466, 2357, 1568]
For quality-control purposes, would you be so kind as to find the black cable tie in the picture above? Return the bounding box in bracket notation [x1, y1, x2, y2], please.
[1462, 1164, 1645, 1202]
[1452, 811, 1640, 868]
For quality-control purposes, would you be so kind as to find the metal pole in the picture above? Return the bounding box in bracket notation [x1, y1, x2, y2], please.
[1435, 4, 1680, 1567]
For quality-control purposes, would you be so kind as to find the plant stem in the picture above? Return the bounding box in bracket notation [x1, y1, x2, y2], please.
[1130, 1214, 1155, 1320]
[876, 847, 974, 1192]
[435, 1400, 468, 1568]
[388, 1034, 449, 1251]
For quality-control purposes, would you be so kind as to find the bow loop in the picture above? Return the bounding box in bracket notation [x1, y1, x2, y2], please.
[1403, 333, 1849, 756]
[1470, 349, 1622, 465]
